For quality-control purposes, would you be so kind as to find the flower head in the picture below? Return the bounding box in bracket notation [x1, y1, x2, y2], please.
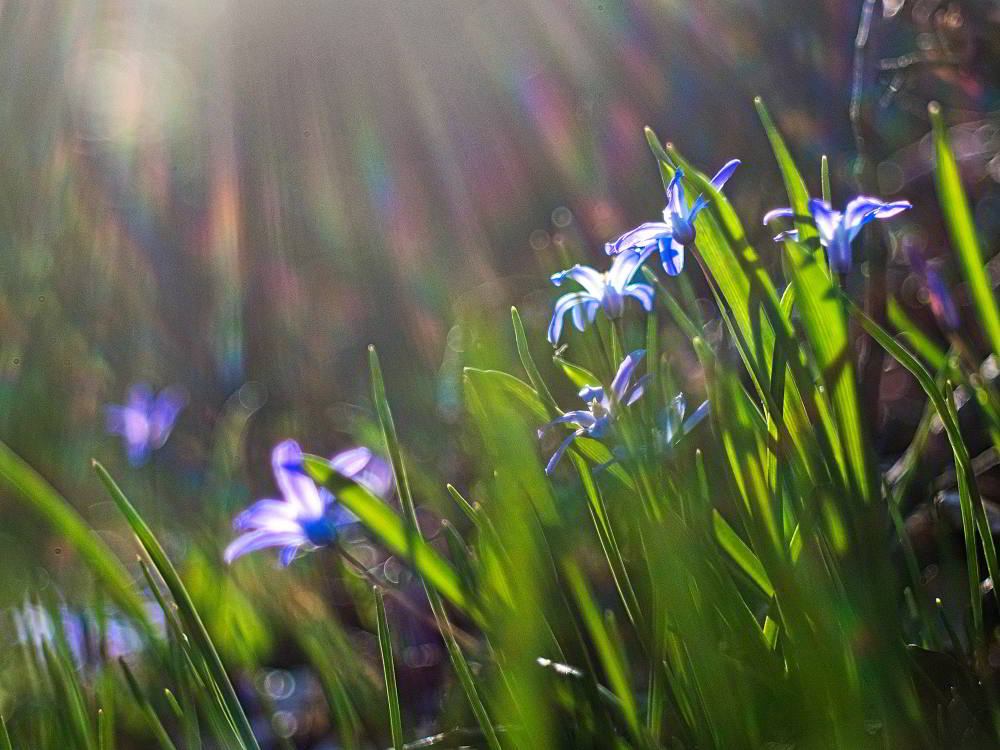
[105, 384, 186, 466]
[605, 159, 739, 276]
[538, 350, 648, 474]
[658, 393, 710, 452]
[763, 196, 911, 274]
[547, 252, 655, 345]
[224, 440, 393, 566]
[905, 245, 960, 332]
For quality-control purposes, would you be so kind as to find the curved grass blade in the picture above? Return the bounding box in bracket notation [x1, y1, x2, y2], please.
[512, 306, 560, 413]
[92, 461, 260, 750]
[119, 658, 178, 750]
[0, 440, 151, 630]
[929, 102, 1000, 358]
[851, 302, 1000, 639]
[302, 456, 475, 620]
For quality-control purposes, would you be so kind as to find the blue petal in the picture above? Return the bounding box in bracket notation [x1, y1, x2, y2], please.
[545, 429, 585, 475]
[624, 283, 655, 311]
[551, 265, 606, 297]
[762, 207, 793, 225]
[610, 350, 645, 403]
[658, 237, 684, 276]
[548, 292, 592, 345]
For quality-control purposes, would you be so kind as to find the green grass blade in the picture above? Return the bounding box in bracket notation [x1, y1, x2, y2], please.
[512, 306, 560, 413]
[712, 510, 774, 598]
[374, 588, 404, 750]
[0, 440, 151, 630]
[930, 102, 1000, 357]
[0, 715, 12, 750]
[119, 659, 178, 750]
[756, 96, 873, 505]
[92, 461, 260, 750]
[851, 301, 1000, 639]
[564, 562, 642, 740]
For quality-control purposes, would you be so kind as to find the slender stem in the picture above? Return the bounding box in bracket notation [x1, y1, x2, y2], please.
[338, 547, 480, 651]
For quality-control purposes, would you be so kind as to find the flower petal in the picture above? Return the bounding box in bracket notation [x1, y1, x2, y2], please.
[762, 207, 794, 225]
[272, 440, 326, 518]
[610, 349, 645, 403]
[658, 237, 684, 276]
[538, 411, 597, 438]
[233, 499, 301, 532]
[624, 283, 655, 312]
[548, 292, 592, 345]
[149, 387, 186, 448]
[545, 428, 587, 475]
[605, 222, 671, 256]
[551, 265, 605, 297]
[807, 199, 841, 244]
[330, 447, 394, 499]
[709, 159, 740, 191]
[223, 529, 308, 564]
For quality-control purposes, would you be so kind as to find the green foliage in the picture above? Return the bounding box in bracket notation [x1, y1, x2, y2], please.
[6, 100, 1000, 750]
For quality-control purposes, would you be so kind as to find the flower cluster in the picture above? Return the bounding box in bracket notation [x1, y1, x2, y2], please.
[538, 349, 649, 474]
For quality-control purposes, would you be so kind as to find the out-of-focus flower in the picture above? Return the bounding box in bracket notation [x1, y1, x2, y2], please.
[105, 384, 186, 466]
[547, 252, 655, 345]
[763, 196, 911, 274]
[658, 393, 710, 452]
[224, 440, 392, 566]
[538, 350, 648, 474]
[606, 159, 740, 276]
[905, 246, 960, 332]
[12, 599, 165, 669]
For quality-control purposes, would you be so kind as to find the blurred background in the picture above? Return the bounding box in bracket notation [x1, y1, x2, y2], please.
[1, 0, 999, 703]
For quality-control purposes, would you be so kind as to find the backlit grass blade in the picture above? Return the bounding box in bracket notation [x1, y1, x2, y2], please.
[92, 461, 260, 750]
[851, 301, 1000, 638]
[564, 562, 642, 741]
[369, 347, 502, 750]
[512, 306, 560, 413]
[302, 455, 475, 619]
[0, 440, 151, 630]
[929, 102, 1000, 358]
[756, 96, 873, 505]
[374, 587, 404, 750]
[712, 510, 774, 598]
[119, 658, 178, 750]
[0, 715, 11, 750]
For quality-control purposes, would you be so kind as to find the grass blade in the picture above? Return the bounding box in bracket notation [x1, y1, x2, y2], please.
[929, 102, 1000, 358]
[374, 588, 404, 750]
[0, 440, 151, 630]
[92, 461, 260, 750]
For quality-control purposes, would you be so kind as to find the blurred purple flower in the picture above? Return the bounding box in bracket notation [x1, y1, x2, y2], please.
[763, 196, 911, 274]
[538, 350, 648, 474]
[225, 440, 392, 566]
[906, 246, 960, 332]
[105, 384, 186, 466]
[659, 393, 710, 451]
[548, 252, 655, 345]
[606, 159, 739, 276]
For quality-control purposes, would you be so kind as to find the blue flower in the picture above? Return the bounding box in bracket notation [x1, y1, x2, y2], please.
[905, 245, 960, 332]
[224, 440, 393, 566]
[763, 196, 911, 274]
[538, 350, 648, 474]
[658, 393, 710, 452]
[547, 251, 656, 345]
[605, 159, 740, 276]
[105, 384, 186, 466]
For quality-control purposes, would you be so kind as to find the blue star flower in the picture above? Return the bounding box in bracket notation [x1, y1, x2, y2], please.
[225, 440, 393, 566]
[763, 196, 911, 274]
[606, 159, 740, 275]
[538, 350, 649, 474]
[105, 384, 186, 466]
[547, 251, 656, 345]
